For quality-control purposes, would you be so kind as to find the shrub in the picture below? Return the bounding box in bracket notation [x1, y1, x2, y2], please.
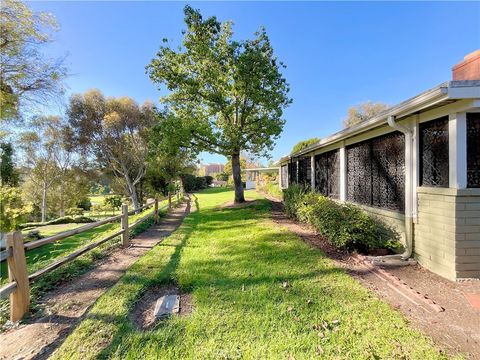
[19, 216, 96, 229]
[204, 175, 214, 186]
[283, 186, 400, 253]
[77, 197, 92, 211]
[66, 207, 84, 216]
[194, 176, 207, 189]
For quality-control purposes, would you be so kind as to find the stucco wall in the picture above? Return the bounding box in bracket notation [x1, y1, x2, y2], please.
[415, 187, 480, 280]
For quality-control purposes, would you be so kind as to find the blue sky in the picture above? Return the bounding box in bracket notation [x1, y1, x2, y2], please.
[29, 1, 480, 165]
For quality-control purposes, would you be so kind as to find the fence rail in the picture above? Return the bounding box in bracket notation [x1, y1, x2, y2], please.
[0, 197, 173, 322]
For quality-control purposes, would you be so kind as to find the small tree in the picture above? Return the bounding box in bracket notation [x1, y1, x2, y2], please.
[0, 185, 33, 235]
[147, 6, 291, 203]
[343, 101, 389, 128]
[104, 195, 123, 215]
[291, 137, 320, 154]
[0, 142, 19, 186]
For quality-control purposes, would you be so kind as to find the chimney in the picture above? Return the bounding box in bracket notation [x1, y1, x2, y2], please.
[452, 49, 480, 80]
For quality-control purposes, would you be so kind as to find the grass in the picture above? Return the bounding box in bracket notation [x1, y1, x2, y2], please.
[0, 199, 179, 326]
[52, 188, 451, 360]
[1, 205, 164, 283]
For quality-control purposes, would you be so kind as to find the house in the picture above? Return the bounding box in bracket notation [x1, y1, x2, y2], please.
[278, 50, 480, 280]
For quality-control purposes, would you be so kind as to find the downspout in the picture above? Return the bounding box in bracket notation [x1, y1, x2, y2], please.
[387, 115, 414, 259]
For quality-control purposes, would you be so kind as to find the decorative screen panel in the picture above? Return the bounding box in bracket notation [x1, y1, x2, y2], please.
[346, 131, 405, 212]
[315, 150, 340, 199]
[298, 157, 311, 187]
[371, 132, 405, 211]
[281, 165, 288, 188]
[288, 161, 297, 186]
[347, 141, 372, 205]
[467, 113, 480, 188]
[420, 117, 449, 187]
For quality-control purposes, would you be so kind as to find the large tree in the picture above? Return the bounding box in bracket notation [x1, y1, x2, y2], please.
[147, 6, 291, 203]
[343, 101, 389, 128]
[67, 89, 156, 210]
[0, 0, 67, 121]
[20, 115, 73, 222]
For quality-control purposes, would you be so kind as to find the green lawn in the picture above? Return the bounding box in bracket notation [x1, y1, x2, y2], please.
[51, 188, 451, 359]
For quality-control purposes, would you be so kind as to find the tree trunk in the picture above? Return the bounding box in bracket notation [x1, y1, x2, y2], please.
[231, 152, 245, 203]
[41, 182, 47, 223]
[124, 174, 140, 212]
[59, 182, 65, 217]
[168, 191, 172, 209]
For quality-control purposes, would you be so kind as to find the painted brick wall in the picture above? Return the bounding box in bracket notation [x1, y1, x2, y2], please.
[415, 187, 480, 280]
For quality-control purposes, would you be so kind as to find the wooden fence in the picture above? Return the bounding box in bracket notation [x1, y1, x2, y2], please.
[0, 197, 169, 322]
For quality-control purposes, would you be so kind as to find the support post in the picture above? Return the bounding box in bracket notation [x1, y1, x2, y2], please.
[339, 146, 347, 201]
[121, 204, 129, 247]
[310, 155, 315, 191]
[154, 196, 159, 225]
[7, 231, 30, 322]
[449, 112, 467, 189]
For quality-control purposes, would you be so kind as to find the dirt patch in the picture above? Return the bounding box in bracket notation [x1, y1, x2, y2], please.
[220, 199, 259, 209]
[0, 198, 193, 360]
[269, 199, 480, 359]
[130, 284, 193, 330]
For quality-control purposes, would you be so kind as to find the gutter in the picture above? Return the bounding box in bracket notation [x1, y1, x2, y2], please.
[387, 115, 414, 260]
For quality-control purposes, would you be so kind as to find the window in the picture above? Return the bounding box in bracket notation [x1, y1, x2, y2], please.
[315, 150, 340, 199]
[420, 117, 449, 187]
[281, 165, 288, 188]
[467, 113, 480, 188]
[288, 161, 297, 185]
[346, 131, 405, 212]
[298, 157, 311, 187]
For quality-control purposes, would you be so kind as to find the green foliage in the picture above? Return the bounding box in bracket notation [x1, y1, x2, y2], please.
[181, 174, 212, 192]
[65, 207, 84, 216]
[19, 216, 96, 229]
[0, 0, 67, 121]
[147, 6, 291, 202]
[283, 185, 400, 252]
[343, 101, 390, 128]
[0, 185, 33, 232]
[204, 175, 213, 186]
[214, 172, 228, 181]
[77, 197, 92, 211]
[0, 142, 19, 186]
[104, 195, 123, 211]
[291, 137, 320, 154]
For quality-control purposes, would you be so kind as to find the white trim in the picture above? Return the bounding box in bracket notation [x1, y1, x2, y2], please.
[449, 112, 467, 189]
[339, 146, 347, 201]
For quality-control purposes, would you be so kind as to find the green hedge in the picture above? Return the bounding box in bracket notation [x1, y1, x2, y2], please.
[19, 216, 96, 229]
[283, 184, 401, 253]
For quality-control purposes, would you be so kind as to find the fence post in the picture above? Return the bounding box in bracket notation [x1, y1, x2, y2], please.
[121, 204, 129, 247]
[154, 196, 159, 225]
[7, 231, 30, 322]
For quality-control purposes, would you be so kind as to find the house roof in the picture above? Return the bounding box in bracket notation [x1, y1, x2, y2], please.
[278, 80, 480, 164]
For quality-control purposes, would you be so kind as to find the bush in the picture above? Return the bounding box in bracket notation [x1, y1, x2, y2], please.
[19, 216, 96, 229]
[66, 207, 84, 216]
[77, 197, 92, 211]
[195, 176, 207, 190]
[283, 185, 400, 253]
[204, 175, 214, 186]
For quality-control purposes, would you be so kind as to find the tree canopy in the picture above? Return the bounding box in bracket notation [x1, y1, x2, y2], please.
[343, 101, 389, 128]
[0, 0, 67, 121]
[67, 89, 156, 210]
[291, 137, 320, 154]
[147, 6, 291, 203]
